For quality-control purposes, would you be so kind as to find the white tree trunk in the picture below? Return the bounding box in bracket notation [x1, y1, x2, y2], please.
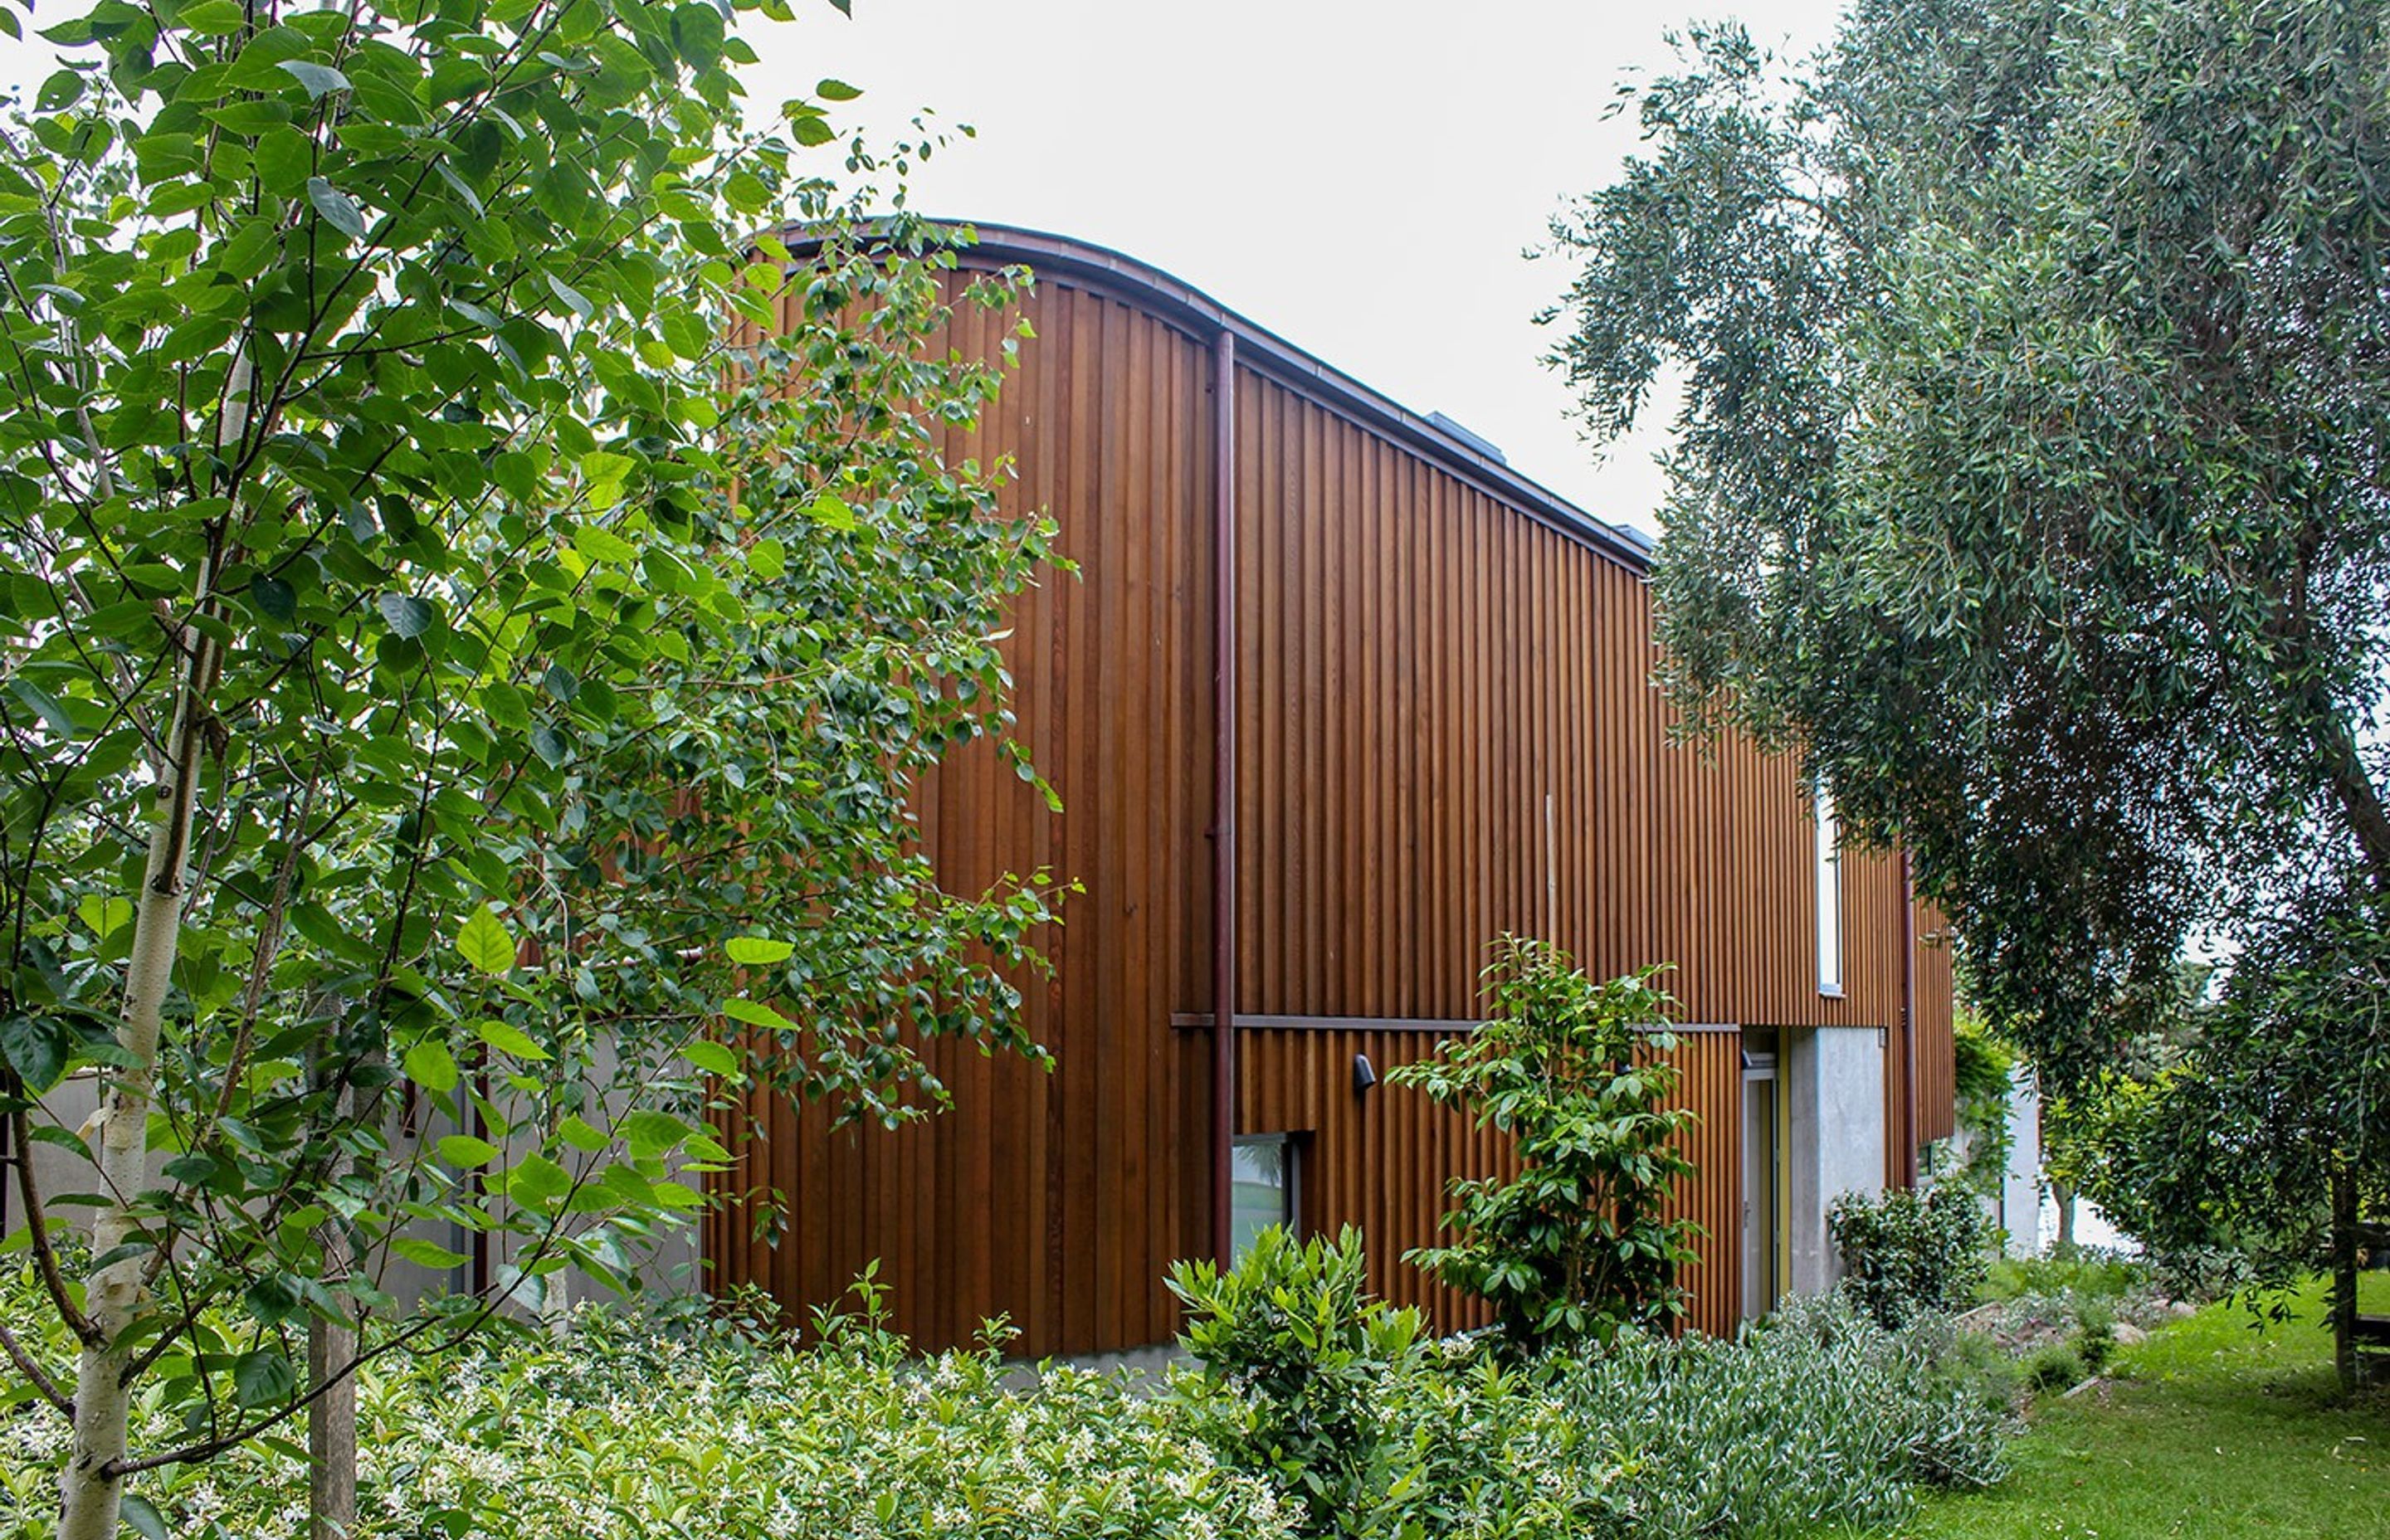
[56, 789, 198, 1539]
[56, 353, 244, 1540]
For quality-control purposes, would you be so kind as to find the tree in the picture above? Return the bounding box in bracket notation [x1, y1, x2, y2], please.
[0, 0, 1059, 1532]
[1548, 0, 2389, 1382]
[1388, 938, 1699, 1354]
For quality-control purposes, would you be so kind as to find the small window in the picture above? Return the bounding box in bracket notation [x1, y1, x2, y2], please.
[1231, 1135, 1299, 1258]
[1816, 780, 1844, 997]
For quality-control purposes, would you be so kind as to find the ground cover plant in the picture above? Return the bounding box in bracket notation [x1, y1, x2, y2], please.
[5, 1234, 2017, 1539]
[1889, 1273, 2390, 1539]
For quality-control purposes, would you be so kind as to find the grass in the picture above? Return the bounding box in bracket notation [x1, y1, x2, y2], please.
[1880, 1272, 2390, 1538]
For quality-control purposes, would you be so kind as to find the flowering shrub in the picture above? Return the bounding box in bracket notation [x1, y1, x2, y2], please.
[1, 1272, 1292, 1540]
[4, 1262, 2007, 1540]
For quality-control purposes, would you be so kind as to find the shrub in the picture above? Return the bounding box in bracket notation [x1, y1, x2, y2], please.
[1, 1267, 1295, 1540]
[1388, 938, 1700, 1353]
[1167, 1226, 1424, 1537]
[1983, 1248, 2146, 1303]
[1830, 1183, 1994, 1327]
[1534, 1294, 2011, 1537]
[2023, 1341, 2090, 1393]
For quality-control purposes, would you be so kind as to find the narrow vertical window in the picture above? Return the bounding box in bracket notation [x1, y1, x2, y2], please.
[1230, 1135, 1298, 1258]
[1816, 779, 1844, 997]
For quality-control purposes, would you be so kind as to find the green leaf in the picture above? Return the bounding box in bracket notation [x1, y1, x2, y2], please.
[456, 905, 515, 975]
[401, 1040, 459, 1095]
[573, 522, 638, 565]
[724, 935, 793, 966]
[720, 997, 793, 1031]
[391, 1235, 472, 1269]
[436, 1134, 501, 1169]
[482, 680, 530, 731]
[232, 1348, 297, 1408]
[0, 1015, 73, 1091]
[305, 176, 369, 241]
[10, 679, 75, 738]
[807, 493, 857, 531]
[747, 537, 786, 582]
[377, 592, 436, 639]
[508, 1153, 573, 1206]
[180, 0, 248, 34]
[277, 61, 353, 99]
[249, 574, 296, 621]
[683, 1039, 739, 1077]
[817, 78, 863, 101]
[120, 1495, 170, 1540]
[472, 1018, 549, 1061]
[548, 274, 595, 320]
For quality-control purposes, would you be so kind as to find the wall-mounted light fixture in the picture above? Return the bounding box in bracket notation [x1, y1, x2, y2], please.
[1352, 1052, 1378, 1094]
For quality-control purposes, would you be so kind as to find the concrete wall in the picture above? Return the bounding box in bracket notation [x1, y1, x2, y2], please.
[1785, 1025, 1886, 1294]
[1997, 1066, 2043, 1256]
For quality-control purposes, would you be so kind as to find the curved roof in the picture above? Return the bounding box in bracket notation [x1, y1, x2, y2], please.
[892, 221, 1656, 573]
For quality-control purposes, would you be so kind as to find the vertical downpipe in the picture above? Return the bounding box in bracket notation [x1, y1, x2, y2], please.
[1209, 328, 1239, 1265]
[1900, 850, 1919, 1190]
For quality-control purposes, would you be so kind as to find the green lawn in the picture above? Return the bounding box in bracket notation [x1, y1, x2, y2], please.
[1885, 1274, 2390, 1538]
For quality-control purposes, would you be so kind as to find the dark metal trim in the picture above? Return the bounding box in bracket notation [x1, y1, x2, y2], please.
[1207, 326, 1239, 1267]
[1171, 1012, 1746, 1036]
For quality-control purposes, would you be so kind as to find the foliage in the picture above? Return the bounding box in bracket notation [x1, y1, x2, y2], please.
[2, 1246, 2018, 1540]
[1904, 1274, 2390, 1539]
[1545, 0, 2390, 1091]
[1534, 1294, 2012, 1535]
[1830, 1183, 1994, 1328]
[0, 0, 1058, 1527]
[2020, 1340, 2087, 1395]
[0, 1265, 1296, 1538]
[1387, 938, 1700, 1352]
[1166, 1226, 1424, 1538]
[1982, 1250, 2144, 1306]
[1945, 1012, 2015, 1202]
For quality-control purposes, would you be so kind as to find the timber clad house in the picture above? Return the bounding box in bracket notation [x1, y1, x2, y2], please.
[706, 226, 1957, 1357]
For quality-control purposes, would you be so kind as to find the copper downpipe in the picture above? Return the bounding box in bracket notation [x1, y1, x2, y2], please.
[1208, 327, 1239, 1265]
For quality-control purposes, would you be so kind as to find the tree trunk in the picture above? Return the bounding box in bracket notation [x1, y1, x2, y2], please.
[2332, 1159, 2358, 1396]
[308, 1303, 357, 1539]
[56, 356, 242, 1540]
[56, 775, 202, 1540]
[309, 1035, 358, 1540]
[2053, 1180, 2077, 1259]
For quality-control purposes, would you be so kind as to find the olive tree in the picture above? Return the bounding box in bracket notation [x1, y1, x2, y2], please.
[1548, 0, 2388, 1382]
[0, 0, 1059, 1532]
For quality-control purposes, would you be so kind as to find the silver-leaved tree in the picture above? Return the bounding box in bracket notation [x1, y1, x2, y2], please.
[0, 0, 1061, 1533]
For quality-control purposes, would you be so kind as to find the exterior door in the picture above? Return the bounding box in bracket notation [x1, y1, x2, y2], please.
[1742, 1074, 1780, 1320]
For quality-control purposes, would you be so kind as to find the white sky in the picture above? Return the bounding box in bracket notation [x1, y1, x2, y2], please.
[760, 0, 1850, 530]
[2, 0, 1851, 528]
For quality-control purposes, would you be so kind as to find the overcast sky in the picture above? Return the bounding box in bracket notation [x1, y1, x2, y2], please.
[1, 0, 1851, 527]
[759, 0, 1849, 530]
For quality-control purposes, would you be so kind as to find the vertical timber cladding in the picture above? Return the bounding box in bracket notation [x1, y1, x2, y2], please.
[708, 274, 1217, 1358]
[707, 227, 1963, 1355]
[1226, 361, 1948, 1339]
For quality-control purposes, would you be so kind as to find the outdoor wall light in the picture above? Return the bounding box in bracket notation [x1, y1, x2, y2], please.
[1353, 1052, 1378, 1094]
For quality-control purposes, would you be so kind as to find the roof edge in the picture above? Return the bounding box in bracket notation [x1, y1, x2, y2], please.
[782, 218, 1653, 573]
